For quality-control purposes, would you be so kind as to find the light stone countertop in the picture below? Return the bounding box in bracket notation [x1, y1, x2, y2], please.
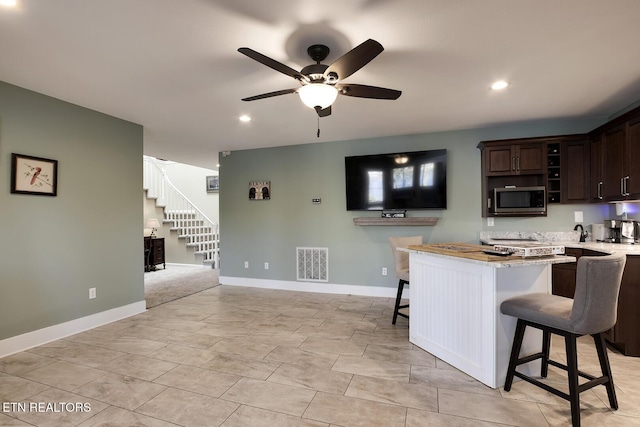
[405, 232, 639, 271]
[479, 230, 581, 243]
[557, 241, 640, 255]
[479, 231, 640, 256]
[403, 246, 576, 269]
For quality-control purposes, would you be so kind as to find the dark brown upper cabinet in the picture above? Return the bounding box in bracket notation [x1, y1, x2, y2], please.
[602, 124, 626, 201]
[590, 134, 604, 202]
[561, 139, 590, 204]
[478, 103, 640, 216]
[478, 138, 548, 217]
[626, 116, 640, 197]
[482, 142, 545, 176]
[599, 116, 640, 201]
[478, 135, 592, 217]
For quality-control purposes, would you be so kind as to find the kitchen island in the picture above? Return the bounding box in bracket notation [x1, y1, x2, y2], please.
[405, 243, 575, 389]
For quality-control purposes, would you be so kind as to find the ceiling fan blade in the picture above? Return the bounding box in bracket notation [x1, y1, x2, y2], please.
[337, 84, 401, 100]
[323, 39, 384, 81]
[238, 47, 308, 82]
[314, 105, 332, 117]
[242, 88, 298, 102]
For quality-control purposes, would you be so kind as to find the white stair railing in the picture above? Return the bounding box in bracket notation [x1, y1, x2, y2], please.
[143, 156, 220, 267]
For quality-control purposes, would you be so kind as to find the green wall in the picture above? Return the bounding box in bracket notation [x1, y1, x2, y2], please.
[219, 117, 610, 291]
[0, 81, 143, 341]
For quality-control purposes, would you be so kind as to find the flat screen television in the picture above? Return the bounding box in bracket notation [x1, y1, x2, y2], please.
[345, 149, 447, 211]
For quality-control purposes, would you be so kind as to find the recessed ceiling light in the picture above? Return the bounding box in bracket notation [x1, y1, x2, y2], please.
[239, 115, 251, 123]
[491, 80, 509, 90]
[0, 0, 17, 6]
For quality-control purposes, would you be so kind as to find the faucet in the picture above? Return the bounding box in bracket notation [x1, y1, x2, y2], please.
[573, 224, 587, 243]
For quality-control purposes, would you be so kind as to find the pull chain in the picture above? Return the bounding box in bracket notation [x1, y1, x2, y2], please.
[317, 115, 320, 138]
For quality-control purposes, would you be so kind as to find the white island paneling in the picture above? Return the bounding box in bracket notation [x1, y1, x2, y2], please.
[408, 250, 573, 389]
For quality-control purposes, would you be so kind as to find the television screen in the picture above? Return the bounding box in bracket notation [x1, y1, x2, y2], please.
[345, 149, 447, 211]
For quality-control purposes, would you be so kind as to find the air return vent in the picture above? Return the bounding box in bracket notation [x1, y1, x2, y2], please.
[296, 247, 328, 282]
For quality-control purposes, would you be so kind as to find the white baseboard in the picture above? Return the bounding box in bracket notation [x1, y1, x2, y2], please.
[0, 301, 147, 359]
[218, 276, 409, 299]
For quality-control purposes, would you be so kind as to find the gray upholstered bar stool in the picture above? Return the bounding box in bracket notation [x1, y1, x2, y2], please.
[388, 236, 422, 325]
[501, 253, 626, 427]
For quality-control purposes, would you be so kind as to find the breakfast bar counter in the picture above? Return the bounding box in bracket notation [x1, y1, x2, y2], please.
[404, 243, 575, 389]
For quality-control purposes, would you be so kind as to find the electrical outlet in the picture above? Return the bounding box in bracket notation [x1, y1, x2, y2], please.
[264, 262, 269, 270]
[574, 211, 583, 223]
[89, 288, 96, 299]
[487, 217, 495, 227]
[382, 267, 388, 276]
[244, 261, 249, 268]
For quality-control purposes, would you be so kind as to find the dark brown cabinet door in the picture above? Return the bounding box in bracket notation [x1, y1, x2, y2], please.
[561, 140, 590, 203]
[590, 135, 604, 202]
[602, 125, 626, 201]
[625, 116, 640, 197]
[552, 265, 577, 298]
[485, 145, 515, 175]
[551, 248, 582, 298]
[607, 256, 640, 356]
[516, 144, 545, 174]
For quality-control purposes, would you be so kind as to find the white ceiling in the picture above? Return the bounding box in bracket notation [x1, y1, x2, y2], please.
[2, 0, 640, 169]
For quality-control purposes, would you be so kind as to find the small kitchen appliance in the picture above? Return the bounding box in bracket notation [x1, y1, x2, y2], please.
[604, 219, 622, 243]
[621, 220, 639, 244]
[604, 219, 639, 243]
[491, 186, 546, 215]
[590, 223, 605, 242]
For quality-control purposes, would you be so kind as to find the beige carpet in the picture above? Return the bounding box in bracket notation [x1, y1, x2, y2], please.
[144, 265, 219, 308]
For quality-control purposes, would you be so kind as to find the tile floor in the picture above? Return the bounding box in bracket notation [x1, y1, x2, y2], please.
[2, 285, 640, 426]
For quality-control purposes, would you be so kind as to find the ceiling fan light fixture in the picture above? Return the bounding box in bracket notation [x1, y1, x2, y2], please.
[298, 84, 338, 109]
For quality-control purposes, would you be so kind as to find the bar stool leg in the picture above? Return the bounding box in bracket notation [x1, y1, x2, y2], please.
[504, 319, 526, 391]
[565, 334, 580, 427]
[593, 333, 618, 410]
[541, 330, 551, 378]
[392, 279, 405, 325]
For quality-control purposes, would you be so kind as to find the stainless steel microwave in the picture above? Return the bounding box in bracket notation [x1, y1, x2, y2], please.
[491, 186, 546, 214]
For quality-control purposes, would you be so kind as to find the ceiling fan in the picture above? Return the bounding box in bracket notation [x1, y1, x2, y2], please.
[238, 39, 401, 117]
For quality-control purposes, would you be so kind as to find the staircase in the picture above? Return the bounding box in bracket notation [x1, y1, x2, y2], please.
[143, 156, 220, 268]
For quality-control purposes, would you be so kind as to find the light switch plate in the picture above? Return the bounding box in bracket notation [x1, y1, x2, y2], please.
[574, 211, 583, 223]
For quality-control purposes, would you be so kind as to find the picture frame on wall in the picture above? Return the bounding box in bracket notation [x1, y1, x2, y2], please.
[206, 175, 219, 192]
[11, 153, 58, 196]
[249, 181, 270, 200]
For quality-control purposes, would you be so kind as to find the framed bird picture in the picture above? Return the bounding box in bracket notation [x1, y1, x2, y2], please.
[11, 153, 58, 196]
